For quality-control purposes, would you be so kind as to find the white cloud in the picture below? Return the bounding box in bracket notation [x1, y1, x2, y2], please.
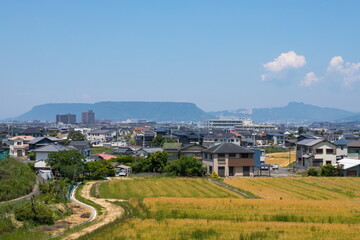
[263, 51, 306, 72]
[327, 56, 360, 86]
[300, 72, 320, 87]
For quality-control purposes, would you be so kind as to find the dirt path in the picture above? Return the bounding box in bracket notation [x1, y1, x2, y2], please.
[62, 181, 125, 240]
[0, 176, 41, 205]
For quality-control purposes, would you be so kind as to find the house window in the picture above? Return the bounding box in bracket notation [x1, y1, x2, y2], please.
[17, 142, 22, 145]
[218, 153, 225, 158]
[316, 149, 323, 154]
[326, 149, 334, 154]
[241, 153, 249, 158]
[326, 161, 332, 165]
[229, 153, 236, 158]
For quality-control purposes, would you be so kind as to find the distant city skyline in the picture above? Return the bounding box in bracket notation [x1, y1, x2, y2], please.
[1, 0, 360, 119]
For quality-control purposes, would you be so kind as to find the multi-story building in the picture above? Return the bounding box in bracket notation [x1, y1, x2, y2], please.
[9, 135, 35, 158]
[82, 110, 95, 124]
[56, 114, 76, 124]
[296, 139, 337, 168]
[202, 143, 255, 177]
[203, 117, 253, 130]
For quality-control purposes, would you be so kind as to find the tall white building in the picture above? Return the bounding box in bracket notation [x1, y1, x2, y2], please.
[203, 117, 253, 130]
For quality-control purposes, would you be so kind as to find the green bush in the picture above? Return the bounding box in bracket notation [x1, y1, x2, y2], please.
[0, 158, 36, 201]
[15, 199, 54, 225]
[165, 156, 205, 177]
[307, 168, 319, 176]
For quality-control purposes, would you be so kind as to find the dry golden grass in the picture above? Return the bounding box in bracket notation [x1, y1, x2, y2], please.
[143, 197, 360, 224]
[265, 151, 296, 167]
[79, 218, 360, 240]
[224, 177, 360, 200]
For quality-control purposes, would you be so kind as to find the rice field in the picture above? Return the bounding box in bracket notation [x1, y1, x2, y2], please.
[142, 197, 360, 224]
[224, 177, 360, 200]
[80, 177, 360, 240]
[96, 178, 241, 199]
[265, 151, 296, 167]
[78, 210, 360, 240]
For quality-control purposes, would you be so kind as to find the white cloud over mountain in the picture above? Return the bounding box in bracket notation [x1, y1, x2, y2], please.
[300, 72, 320, 87]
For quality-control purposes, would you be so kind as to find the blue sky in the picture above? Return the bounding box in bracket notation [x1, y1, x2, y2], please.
[1, 0, 360, 119]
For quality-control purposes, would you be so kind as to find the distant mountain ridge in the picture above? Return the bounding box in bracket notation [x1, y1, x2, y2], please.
[209, 102, 357, 123]
[12, 101, 211, 122]
[9, 101, 359, 123]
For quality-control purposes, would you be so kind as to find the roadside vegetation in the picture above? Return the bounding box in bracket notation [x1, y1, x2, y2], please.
[91, 147, 114, 155]
[0, 158, 36, 202]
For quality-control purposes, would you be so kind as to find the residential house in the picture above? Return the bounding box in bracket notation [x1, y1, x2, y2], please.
[135, 147, 163, 158]
[162, 142, 183, 160]
[337, 158, 360, 177]
[9, 136, 35, 158]
[296, 139, 337, 168]
[113, 147, 134, 156]
[69, 141, 92, 156]
[333, 139, 349, 159]
[202, 133, 241, 147]
[32, 144, 76, 161]
[28, 136, 63, 150]
[87, 129, 117, 143]
[179, 143, 207, 159]
[202, 143, 255, 177]
[347, 141, 360, 159]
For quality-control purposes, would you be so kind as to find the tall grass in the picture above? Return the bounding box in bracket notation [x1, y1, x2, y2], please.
[0, 158, 36, 201]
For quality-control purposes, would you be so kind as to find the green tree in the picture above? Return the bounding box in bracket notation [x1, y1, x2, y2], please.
[113, 155, 134, 164]
[132, 157, 151, 173]
[86, 160, 115, 179]
[298, 126, 305, 135]
[46, 150, 86, 181]
[67, 131, 86, 141]
[307, 168, 319, 176]
[15, 198, 54, 225]
[165, 156, 205, 177]
[320, 164, 343, 176]
[129, 139, 136, 145]
[49, 131, 57, 137]
[148, 151, 168, 173]
[152, 135, 166, 147]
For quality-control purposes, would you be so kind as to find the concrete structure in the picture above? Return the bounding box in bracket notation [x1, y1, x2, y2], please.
[296, 139, 337, 168]
[203, 117, 253, 130]
[82, 110, 95, 124]
[56, 113, 76, 124]
[202, 143, 255, 177]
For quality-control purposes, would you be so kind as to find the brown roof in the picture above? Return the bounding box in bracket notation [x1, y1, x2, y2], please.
[348, 141, 360, 147]
[9, 136, 36, 141]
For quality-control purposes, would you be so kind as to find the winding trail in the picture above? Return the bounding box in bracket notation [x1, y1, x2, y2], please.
[61, 181, 125, 240]
[208, 178, 259, 199]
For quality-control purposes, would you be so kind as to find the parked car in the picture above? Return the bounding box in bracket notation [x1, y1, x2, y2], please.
[260, 164, 272, 170]
[273, 163, 279, 170]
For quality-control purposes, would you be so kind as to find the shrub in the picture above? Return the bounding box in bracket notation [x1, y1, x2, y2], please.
[0, 217, 15, 233]
[15, 199, 54, 225]
[307, 168, 319, 176]
[211, 171, 219, 178]
[165, 156, 205, 177]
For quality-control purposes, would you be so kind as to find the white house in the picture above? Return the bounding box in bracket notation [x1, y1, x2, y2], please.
[8, 135, 35, 158]
[296, 139, 337, 168]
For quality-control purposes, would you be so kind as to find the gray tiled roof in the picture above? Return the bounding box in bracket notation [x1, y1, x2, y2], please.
[32, 144, 75, 153]
[297, 138, 324, 147]
[203, 143, 254, 154]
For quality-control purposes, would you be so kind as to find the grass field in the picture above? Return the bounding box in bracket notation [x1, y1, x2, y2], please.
[265, 151, 296, 167]
[96, 178, 241, 199]
[224, 177, 360, 200]
[80, 177, 360, 240]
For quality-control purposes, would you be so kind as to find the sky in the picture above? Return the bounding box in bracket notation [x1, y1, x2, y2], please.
[1, 0, 360, 119]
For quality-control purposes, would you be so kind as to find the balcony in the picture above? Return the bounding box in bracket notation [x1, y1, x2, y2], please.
[228, 158, 254, 167]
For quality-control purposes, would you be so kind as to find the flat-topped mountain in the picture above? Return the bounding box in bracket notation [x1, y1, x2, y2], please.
[13, 101, 211, 122]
